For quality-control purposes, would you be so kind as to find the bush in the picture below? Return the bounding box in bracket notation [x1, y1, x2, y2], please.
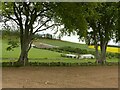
[106, 53, 119, 59]
[2, 29, 20, 38]
[2, 62, 23, 67]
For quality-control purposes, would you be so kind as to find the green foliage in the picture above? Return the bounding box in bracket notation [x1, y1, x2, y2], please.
[52, 2, 88, 37]
[116, 2, 120, 42]
[86, 2, 118, 43]
[6, 39, 19, 51]
[2, 60, 119, 67]
[60, 46, 90, 54]
[2, 62, 23, 67]
[2, 2, 14, 16]
[2, 29, 20, 39]
[106, 53, 119, 59]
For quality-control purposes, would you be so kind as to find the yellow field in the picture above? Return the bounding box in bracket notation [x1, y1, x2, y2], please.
[88, 46, 120, 53]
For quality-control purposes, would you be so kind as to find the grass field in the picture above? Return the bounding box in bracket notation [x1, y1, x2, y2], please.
[1, 38, 118, 63]
[2, 38, 91, 59]
[34, 39, 94, 51]
[2, 39, 62, 59]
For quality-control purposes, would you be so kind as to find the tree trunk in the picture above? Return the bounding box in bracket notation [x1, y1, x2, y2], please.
[18, 36, 31, 66]
[100, 41, 108, 64]
[93, 34, 100, 63]
[94, 43, 100, 63]
[18, 49, 28, 65]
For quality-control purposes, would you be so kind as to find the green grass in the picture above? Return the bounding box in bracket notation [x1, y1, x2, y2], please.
[29, 48, 62, 59]
[2, 38, 93, 59]
[2, 39, 62, 59]
[29, 58, 118, 63]
[1, 38, 118, 64]
[34, 39, 94, 51]
[2, 39, 20, 58]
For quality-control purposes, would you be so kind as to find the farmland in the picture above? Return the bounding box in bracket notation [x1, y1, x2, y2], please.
[89, 45, 120, 53]
[1, 38, 119, 63]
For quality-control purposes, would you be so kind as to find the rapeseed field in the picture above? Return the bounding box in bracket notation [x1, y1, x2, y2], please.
[88, 46, 120, 53]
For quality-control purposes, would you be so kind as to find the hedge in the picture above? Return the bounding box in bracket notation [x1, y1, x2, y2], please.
[1, 61, 119, 67]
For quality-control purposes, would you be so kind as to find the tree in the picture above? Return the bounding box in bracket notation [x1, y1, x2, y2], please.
[51, 3, 100, 61]
[2, 2, 60, 65]
[86, 2, 119, 63]
[115, 2, 120, 43]
[52, 2, 119, 63]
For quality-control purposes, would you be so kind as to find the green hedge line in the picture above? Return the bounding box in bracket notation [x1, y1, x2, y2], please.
[1, 61, 119, 67]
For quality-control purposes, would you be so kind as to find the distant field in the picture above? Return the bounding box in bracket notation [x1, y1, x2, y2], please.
[89, 45, 120, 53]
[34, 39, 94, 51]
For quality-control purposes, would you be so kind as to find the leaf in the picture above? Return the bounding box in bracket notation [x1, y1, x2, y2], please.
[7, 40, 19, 51]
[6, 46, 13, 51]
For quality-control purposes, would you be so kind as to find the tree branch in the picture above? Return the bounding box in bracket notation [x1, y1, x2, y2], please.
[14, 3, 21, 20]
[33, 17, 43, 29]
[35, 18, 51, 31]
[5, 15, 20, 26]
[27, 40, 33, 52]
[36, 8, 49, 17]
[33, 24, 60, 34]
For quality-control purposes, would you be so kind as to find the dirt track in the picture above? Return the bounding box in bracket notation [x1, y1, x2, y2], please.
[2, 66, 118, 88]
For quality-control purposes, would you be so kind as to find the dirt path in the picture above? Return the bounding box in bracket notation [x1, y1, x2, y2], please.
[2, 66, 118, 88]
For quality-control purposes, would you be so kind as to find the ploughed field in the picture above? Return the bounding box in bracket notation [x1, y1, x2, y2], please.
[2, 66, 118, 88]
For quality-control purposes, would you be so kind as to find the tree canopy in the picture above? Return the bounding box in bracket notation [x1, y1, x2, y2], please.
[51, 2, 88, 37]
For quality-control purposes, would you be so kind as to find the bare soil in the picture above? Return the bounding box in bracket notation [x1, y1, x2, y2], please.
[2, 66, 118, 88]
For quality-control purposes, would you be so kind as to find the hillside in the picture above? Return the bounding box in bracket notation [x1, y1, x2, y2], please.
[34, 38, 93, 51]
[2, 39, 62, 59]
[2, 38, 92, 59]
